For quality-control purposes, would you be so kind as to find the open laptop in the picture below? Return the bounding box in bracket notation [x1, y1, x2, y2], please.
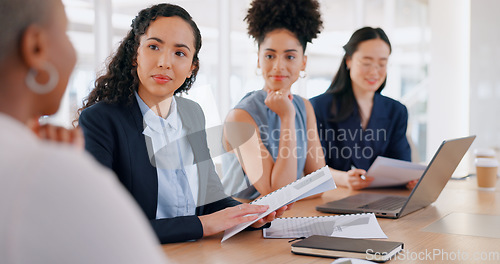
[316, 135, 476, 219]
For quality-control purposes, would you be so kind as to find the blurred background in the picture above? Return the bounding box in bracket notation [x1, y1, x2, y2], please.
[56, 0, 500, 173]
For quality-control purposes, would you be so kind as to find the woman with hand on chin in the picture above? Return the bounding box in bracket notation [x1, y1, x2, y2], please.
[310, 27, 414, 190]
[222, 0, 327, 200]
[78, 3, 286, 244]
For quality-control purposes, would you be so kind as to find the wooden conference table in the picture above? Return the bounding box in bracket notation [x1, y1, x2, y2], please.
[162, 178, 500, 263]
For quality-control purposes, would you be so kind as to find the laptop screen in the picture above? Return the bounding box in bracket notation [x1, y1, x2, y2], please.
[399, 136, 475, 217]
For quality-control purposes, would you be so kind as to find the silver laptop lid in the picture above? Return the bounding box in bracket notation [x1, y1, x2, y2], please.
[398, 135, 476, 217]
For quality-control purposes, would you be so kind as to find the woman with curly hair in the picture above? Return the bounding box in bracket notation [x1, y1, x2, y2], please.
[221, 0, 327, 199]
[77, 3, 286, 244]
[310, 27, 414, 190]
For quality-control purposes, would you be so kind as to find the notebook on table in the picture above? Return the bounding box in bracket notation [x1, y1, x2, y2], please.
[291, 235, 403, 262]
[316, 136, 475, 219]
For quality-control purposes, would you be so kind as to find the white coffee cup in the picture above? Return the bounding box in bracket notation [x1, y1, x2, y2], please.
[474, 148, 496, 159]
[475, 158, 498, 191]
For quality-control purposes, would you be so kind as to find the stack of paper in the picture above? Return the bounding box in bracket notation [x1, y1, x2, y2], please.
[263, 213, 387, 239]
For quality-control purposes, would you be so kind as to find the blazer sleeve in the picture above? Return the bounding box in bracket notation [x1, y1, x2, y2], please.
[79, 106, 116, 169]
[150, 215, 204, 243]
[385, 104, 412, 161]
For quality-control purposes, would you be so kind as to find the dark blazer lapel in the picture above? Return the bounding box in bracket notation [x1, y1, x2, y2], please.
[337, 106, 362, 162]
[129, 99, 158, 168]
[128, 98, 156, 166]
[360, 94, 390, 168]
[367, 94, 391, 146]
[129, 98, 145, 132]
[126, 99, 160, 218]
[369, 93, 390, 129]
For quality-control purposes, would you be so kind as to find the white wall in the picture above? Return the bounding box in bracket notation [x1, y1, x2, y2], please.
[469, 0, 500, 161]
[428, 0, 500, 174]
[427, 0, 470, 174]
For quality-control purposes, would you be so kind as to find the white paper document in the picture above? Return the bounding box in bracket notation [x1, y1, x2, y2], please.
[263, 213, 387, 239]
[221, 166, 336, 242]
[366, 156, 426, 188]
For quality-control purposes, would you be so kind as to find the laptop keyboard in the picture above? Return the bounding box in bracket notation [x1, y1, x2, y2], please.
[358, 196, 407, 211]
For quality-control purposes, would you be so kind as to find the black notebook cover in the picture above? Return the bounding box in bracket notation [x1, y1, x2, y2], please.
[291, 235, 403, 262]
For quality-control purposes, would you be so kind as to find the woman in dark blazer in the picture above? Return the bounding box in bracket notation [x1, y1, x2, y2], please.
[77, 3, 284, 244]
[310, 27, 414, 190]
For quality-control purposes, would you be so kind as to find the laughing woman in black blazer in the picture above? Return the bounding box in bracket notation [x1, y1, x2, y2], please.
[77, 4, 285, 244]
[310, 27, 414, 190]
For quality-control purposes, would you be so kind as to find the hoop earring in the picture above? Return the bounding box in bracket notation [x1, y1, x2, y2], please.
[299, 70, 307, 78]
[26, 62, 59, 94]
[255, 67, 262, 76]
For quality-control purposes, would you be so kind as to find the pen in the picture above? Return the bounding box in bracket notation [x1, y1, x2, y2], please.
[350, 165, 366, 180]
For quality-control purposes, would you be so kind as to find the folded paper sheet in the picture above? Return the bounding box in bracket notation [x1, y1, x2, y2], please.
[222, 166, 336, 242]
[366, 156, 426, 188]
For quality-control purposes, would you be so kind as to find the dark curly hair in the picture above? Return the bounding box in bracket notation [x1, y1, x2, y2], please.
[245, 0, 323, 51]
[76, 3, 201, 119]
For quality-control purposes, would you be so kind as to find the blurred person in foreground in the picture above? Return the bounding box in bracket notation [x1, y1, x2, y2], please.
[0, 0, 169, 263]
